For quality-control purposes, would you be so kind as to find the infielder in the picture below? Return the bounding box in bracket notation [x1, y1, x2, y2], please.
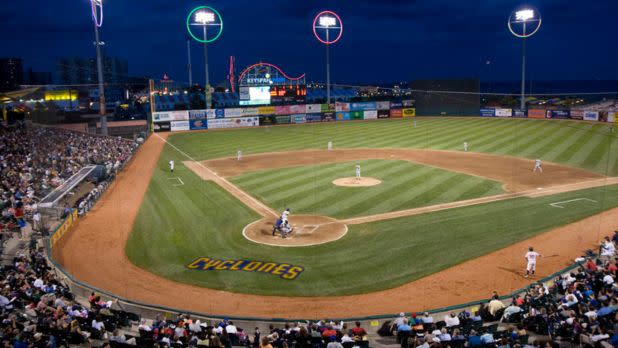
[463, 142, 469, 152]
[355, 164, 361, 181]
[533, 159, 543, 173]
[237, 150, 242, 161]
[327, 141, 333, 151]
[169, 160, 174, 173]
[524, 247, 541, 278]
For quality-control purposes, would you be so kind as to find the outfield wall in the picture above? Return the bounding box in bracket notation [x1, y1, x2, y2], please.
[152, 102, 616, 133]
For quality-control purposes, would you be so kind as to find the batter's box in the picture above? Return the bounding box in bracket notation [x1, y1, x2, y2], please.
[298, 225, 319, 234]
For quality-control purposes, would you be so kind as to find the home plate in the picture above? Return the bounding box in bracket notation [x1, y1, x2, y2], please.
[537, 187, 543, 190]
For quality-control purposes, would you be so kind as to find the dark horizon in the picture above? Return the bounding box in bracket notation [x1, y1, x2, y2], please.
[1, 0, 617, 86]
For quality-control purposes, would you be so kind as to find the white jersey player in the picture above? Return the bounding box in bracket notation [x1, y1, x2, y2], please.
[281, 208, 290, 223]
[533, 159, 542, 173]
[169, 160, 174, 173]
[327, 141, 333, 151]
[355, 165, 361, 181]
[237, 150, 242, 161]
[463, 142, 469, 152]
[524, 247, 541, 278]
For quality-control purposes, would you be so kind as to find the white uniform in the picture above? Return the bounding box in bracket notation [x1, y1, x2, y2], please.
[355, 165, 361, 180]
[169, 160, 174, 172]
[525, 251, 540, 272]
[463, 142, 468, 152]
[237, 150, 242, 161]
[533, 159, 542, 172]
[327, 141, 333, 151]
[281, 209, 290, 223]
[601, 241, 616, 258]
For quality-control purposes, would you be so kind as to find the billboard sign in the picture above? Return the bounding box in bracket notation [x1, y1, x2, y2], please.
[305, 114, 322, 123]
[225, 108, 243, 118]
[241, 107, 260, 116]
[336, 112, 350, 121]
[258, 106, 276, 115]
[239, 86, 271, 106]
[583, 111, 599, 121]
[189, 119, 208, 130]
[153, 121, 171, 132]
[570, 109, 584, 120]
[377, 101, 390, 110]
[292, 114, 306, 124]
[480, 108, 495, 117]
[377, 110, 390, 118]
[349, 102, 377, 111]
[363, 110, 378, 120]
[546, 110, 570, 119]
[402, 108, 416, 117]
[390, 109, 403, 118]
[350, 110, 364, 120]
[321, 112, 335, 122]
[153, 111, 189, 122]
[188, 109, 216, 120]
[171, 120, 190, 132]
[208, 117, 260, 129]
[402, 100, 415, 107]
[528, 109, 547, 119]
[305, 104, 322, 113]
[390, 101, 403, 109]
[335, 102, 350, 112]
[495, 108, 512, 117]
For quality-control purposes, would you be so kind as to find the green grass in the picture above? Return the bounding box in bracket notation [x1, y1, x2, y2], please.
[231, 160, 504, 219]
[125, 118, 618, 296]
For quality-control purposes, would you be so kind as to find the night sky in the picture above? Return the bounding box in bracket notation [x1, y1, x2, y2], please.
[1, 0, 617, 85]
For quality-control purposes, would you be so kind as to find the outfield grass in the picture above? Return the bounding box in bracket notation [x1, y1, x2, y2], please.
[168, 118, 618, 176]
[125, 118, 618, 296]
[231, 160, 504, 219]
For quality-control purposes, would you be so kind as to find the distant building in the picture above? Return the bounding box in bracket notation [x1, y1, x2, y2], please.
[0, 58, 24, 91]
[24, 68, 52, 85]
[56, 56, 128, 85]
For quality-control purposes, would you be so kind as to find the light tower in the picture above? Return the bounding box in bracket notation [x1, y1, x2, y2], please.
[90, 0, 107, 135]
[508, 7, 542, 112]
[313, 11, 343, 108]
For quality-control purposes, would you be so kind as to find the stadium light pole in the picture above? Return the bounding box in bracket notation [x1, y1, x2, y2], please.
[508, 8, 542, 112]
[187, 7, 223, 110]
[313, 11, 343, 108]
[90, 0, 107, 135]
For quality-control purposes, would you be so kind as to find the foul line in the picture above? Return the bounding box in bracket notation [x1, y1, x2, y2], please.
[153, 133, 278, 218]
[167, 177, 184, 186]
[549, 198, 598, 208]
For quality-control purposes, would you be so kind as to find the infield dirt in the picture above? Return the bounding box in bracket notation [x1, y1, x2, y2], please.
[54, 134, 618, 318]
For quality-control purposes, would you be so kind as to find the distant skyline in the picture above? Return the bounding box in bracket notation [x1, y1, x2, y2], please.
[1, 0, 617, 86]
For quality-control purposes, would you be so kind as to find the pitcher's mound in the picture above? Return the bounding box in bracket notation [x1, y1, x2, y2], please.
[243, 215, 348, 247]
[332, 177, 382, 187]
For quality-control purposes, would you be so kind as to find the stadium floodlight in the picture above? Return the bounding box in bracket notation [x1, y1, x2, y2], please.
[319, 16, 337, 27]
[90, 0, 107, 135]
[508, 6, 542, 112]
[186, 6, 223, 110]
[312, 10, 343, 107]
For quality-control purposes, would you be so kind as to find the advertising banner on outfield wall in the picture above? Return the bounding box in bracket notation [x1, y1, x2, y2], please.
[171, 120, 190, 131]
[322, 112, 336, 122]
[528, 109, 547, 119]
[402, 100, 415, 107]
[289, 104, 306, 114]
[336, 112, 350, 121]
[275, 105, 292, 115]
[608, 112, 615, 123]
[583, 111, 599, 121]
[188, 109, 216, 120]
[189, 119, 208, 130]
[480, 108, 495, 117]
[599, 112, 609, 123]
[390, 109, 403, 118]
[153, 121, 171, 132]
[570, 110, 584, 120]
[305, 104, 322, 113]
[292, 114, 307, 124]
[495, 108, 512, 117]
[241, 107, 260, 116]
[209, 117, 259, 129]
[305, 114, 323, 123]
[377, 101, 390, 110]
[335, 102, 350, 112]
[546, 110, 570, 119]
[350, 110, 364, 120]
[513, 110, 527, 118]
[377, 110, 390, 118]
[153, 111, 189, 122]
[390, 101, 403, 109]
[402, 108, 416, 117]
[225, 108, 242, 118]
[321, 104, 331, 112]
[349, 102, 377, 111]
[363, 110, 378, 120]
[258, 106, 276, 115]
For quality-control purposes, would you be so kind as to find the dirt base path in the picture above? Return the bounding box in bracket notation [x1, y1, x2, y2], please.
[54, 137, 618, 319]
[243, 215, 347, 247]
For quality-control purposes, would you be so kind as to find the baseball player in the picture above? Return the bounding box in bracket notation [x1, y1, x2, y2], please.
[237, 150, 242, 161]
[169, 160, 174, 173]
[463, 142, 469, 152]
[413, 120, 417, 128]
[327, 141, 333, 151]
[281, 208, 290, 223]
[524, 247, 542, 278]
[533, 159, 543, 173]
[355, 164, 361, 181]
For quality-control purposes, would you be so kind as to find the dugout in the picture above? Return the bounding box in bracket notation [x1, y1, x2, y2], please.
[411, 79, 480, 116]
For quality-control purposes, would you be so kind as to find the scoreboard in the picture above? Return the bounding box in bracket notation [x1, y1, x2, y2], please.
[270, 85, 307, 104]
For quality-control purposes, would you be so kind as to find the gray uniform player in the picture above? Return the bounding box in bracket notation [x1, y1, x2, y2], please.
[533, 159, 542, 173]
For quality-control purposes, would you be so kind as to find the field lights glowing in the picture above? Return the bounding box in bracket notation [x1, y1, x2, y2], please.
[90, 0, 103, 27]
[515, 9, 535, 21]
[195, 11, 215, 24]
[319, 16, 337, 27]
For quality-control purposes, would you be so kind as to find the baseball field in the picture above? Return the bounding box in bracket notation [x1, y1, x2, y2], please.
[54, 117, 618, 318]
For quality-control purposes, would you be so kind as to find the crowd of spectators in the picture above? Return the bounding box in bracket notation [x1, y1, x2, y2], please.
[384, 233, 618, 348]
[0, 123, 138, 237]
